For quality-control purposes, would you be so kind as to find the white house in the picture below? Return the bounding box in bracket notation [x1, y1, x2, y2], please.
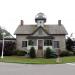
[14, 13, 68, 57]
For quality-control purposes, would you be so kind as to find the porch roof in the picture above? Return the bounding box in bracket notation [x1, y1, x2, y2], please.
[27, 36, 54, 39]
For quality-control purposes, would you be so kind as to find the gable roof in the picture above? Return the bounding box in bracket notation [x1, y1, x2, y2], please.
[31, 26, 50, 35]
[14, 24, 68, 35]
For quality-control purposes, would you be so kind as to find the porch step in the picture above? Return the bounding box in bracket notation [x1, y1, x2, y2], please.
[37, 50, 43, 57]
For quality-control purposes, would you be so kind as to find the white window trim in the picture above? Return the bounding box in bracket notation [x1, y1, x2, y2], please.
[22, 40, 28, 48]
[28, 39, 37, 46]
[53, 41, 60, 48]
[44, 39, 52, 46]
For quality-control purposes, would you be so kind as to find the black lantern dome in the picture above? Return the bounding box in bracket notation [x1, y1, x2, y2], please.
[35, 13, 46, 23]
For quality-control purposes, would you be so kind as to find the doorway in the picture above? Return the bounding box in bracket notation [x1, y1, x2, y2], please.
[38, 40, 43, 50]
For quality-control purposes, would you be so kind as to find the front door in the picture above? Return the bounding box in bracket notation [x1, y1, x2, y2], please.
[38, 40, 43, 50]
[37, 40, 43, 57]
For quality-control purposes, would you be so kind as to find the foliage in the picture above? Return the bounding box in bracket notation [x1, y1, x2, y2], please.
[0, 43, 2, 55]
[0, 27, 11, 39]
[0, 27, 3, 39]
[60, 50, 74, 57]
[73, 51, 75, 56]
[29, 47, 36, 58]
[49, 48, 57, 58]
[45, 47, 52, 58]
[0, 41, 15, 56]
[0, 26, 16, 56]
[15, 50, 27, 56]
[44, 48, 57, 58]
[50, 51, 57, 58]
[66, 37, 73, 51]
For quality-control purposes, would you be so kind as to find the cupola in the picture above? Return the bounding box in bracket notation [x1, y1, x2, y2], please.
[35, 13, 46, 27]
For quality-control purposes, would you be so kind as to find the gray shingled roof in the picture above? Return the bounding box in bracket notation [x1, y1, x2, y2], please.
[14, 24, 68, 35]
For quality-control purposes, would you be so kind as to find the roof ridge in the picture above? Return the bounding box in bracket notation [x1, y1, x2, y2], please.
[14, 24, 68, 35]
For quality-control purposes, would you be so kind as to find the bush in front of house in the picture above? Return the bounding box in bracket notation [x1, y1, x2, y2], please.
[29, 47, 36, 58]
[73, 51, 75, 56]
[15, 50, 27, 56]
[44, 47, 52, 58]
[50, 51, 57, 58]
[60, 50, 74, 57]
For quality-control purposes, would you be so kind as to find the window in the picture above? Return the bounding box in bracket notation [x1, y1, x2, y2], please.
[22, 41, 27, 47]
[53, 41, 59, 48]
[28, 40, 34, 46]
[44, 40, 52, 46]
[28, 40, 37, 46]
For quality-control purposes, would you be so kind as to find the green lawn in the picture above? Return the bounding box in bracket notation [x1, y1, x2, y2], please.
[0, 56, 75, 64]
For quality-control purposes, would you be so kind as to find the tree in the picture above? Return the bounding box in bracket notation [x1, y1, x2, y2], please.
[0, 41, 16, 56]
[0, 26, 16, 56]
[66, 37, 73, 51]
[29, 47, 36, 58]
[45, 47, 51, 58]
[0, 26, 12, 39]
[0, 27, 2, 39]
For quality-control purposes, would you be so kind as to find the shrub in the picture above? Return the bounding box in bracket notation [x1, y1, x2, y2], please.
[50, 51, 57, 58]
[16, 50, 27, 56]
[4, 42, 16, 56]
[45, 47, 51, 58]
[29, 47, 36, 58]
[0, 41, 16, 56]
[60, 50, 73, 57]
[0, 43, 2, 55]
[66, 37, 73, 51]
[73, 51, 75, 55]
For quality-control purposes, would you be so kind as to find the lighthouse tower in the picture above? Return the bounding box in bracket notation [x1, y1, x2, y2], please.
[35, 13, 46, 27]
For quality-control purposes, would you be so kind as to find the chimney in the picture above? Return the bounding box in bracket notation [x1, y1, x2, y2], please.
[20, 20, 24, 25]
[58, 20, 61, 26]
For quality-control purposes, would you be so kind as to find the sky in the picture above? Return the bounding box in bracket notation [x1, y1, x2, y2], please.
[0, 0, 75, 37]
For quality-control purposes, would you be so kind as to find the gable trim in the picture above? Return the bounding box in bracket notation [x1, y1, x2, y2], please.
[31, 26, 50, 35]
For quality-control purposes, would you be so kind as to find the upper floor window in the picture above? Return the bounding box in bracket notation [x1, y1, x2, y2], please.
[22, 41, 27, 47]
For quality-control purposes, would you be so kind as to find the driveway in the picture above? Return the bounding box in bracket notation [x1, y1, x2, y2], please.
[0, 62, 75, 75]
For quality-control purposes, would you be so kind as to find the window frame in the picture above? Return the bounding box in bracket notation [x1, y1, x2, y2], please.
[44, 39, 52, 46]
[22, 41, 27, 47]
[28, 39, 37, 46]
[53, 41, 60, 48]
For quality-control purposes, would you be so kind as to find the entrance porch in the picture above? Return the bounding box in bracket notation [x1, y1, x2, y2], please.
[27, 35, 54, 57]
[27, 39, 53, 57]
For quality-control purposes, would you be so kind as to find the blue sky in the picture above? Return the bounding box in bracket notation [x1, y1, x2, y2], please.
[0, 0, 75, 37]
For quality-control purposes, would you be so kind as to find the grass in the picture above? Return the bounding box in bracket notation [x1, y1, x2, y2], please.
[0, 56, 75, 64]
